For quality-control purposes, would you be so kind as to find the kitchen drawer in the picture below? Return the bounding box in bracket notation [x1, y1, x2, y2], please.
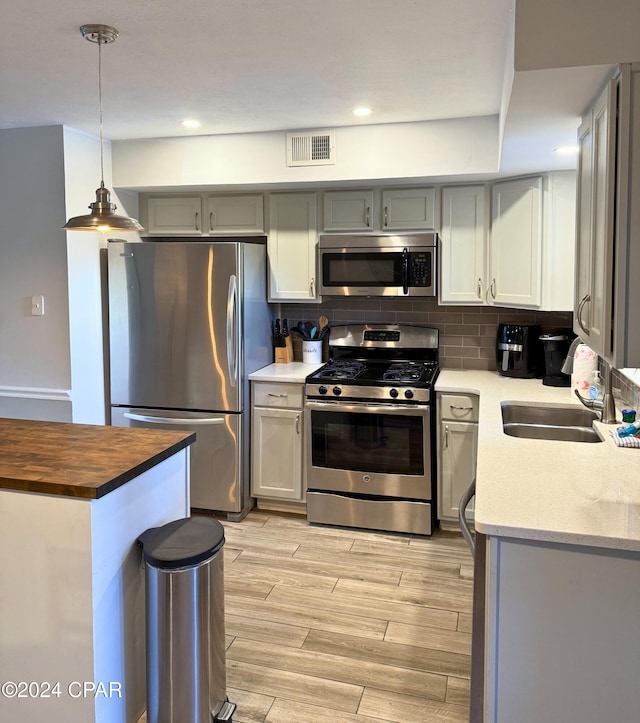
[252, 382, 303, 409]
[439, 393, 479, 422]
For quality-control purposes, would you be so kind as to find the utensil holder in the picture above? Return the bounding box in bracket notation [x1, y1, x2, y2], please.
[275, 336, 294, 364]
[302, 340, 322, 364]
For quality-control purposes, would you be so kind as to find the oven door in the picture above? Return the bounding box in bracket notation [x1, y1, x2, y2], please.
[304, 400, 432, 500]
[319, 247, 435, 297]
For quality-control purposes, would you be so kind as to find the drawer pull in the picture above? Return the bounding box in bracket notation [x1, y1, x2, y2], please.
[268, 393, 288, 398]
[450, 405, 473, 411]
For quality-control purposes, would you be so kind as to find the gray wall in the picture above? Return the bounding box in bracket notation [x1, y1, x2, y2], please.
[0, 126, 72, 420]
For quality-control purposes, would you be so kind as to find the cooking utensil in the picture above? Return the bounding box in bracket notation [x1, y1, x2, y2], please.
[310, 326, 317, 339]
[318, 315, 329, 333]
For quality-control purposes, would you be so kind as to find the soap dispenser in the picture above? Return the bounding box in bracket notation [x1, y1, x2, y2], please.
[589, 370, 604, 401]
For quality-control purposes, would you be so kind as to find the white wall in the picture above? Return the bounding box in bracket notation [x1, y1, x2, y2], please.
[112, 116, 500, 190]
[0, 126, 72, 420]
[62, 128, 140, 425]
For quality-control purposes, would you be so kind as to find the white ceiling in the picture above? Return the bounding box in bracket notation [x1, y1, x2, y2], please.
[0, 0, 631, 177]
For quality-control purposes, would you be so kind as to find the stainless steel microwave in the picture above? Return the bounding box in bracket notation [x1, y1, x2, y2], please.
[318, 232, 437, 297]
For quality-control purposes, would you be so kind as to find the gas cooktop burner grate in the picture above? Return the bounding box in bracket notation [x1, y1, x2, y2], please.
[316, 360, 366, 381]
[382, 361, 437, 383]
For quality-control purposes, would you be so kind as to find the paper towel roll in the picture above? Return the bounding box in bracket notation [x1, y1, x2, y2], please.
[571, 344, 598, 397]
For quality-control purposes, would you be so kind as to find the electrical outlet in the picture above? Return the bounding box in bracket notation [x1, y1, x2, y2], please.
[31, 295, 44, 316]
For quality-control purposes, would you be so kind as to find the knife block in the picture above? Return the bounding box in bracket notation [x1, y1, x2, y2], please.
[274, 336, 294, 364]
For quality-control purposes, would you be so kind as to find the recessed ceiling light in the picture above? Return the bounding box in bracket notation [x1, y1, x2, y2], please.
[181, 119, 201, 129]
[352, 107, 373, 117]
[554, 145, 579, 155]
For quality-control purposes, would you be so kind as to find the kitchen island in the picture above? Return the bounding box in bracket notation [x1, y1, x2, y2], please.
[436, 371, 640, 723]
[0, 418, 195, 723]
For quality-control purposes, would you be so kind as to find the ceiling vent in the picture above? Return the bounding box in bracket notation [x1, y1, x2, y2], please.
[286, 130, 335, 166]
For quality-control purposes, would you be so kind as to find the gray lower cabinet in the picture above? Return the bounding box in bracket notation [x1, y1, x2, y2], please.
[437, 392, 478, 523]
[484, 536, 640, 722]
[251, 382, 304, 502]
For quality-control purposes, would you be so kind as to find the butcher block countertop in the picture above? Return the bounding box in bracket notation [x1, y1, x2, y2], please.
[0, 418, 195, 499]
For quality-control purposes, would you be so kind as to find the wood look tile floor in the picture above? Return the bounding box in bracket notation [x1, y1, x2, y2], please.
[140, 510, 473, 723]
[224, 511, 472, 723]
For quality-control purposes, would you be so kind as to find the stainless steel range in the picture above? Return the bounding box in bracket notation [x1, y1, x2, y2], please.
[304, 323, 439, 536]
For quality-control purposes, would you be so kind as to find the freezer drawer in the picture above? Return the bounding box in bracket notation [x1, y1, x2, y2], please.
[111, 407, 242, 513]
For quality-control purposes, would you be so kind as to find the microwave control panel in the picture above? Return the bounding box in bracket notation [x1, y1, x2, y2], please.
[408, 251, 432, 287]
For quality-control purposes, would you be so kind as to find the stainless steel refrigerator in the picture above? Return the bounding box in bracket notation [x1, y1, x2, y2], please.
[108, 238, 271, 519]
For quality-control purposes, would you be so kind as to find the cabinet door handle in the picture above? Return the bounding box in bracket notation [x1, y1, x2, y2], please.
[477, 278, 483, 299]
[365, 206, 371, 228]
[383, 205, 389, 227]
[309, 277, 315, 297]
[268, 393, 288, 398]
[295, 414, 300, 434]
[577, 293, 591, 334]
[444, 424, 450, 448]
[209, 212, 214, 232]
[490, 278, 496, 299]
[195, 211, 200, 231]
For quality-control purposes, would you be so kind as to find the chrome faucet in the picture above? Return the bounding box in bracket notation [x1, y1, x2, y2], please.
[560, 336, 583, 375]
[561, 338, 617, 423]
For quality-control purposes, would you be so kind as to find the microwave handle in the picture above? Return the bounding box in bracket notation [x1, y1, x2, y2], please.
[402, 247, 409, 295]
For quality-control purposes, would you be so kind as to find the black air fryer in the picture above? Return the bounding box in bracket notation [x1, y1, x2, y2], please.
[496, 324, 543, 378]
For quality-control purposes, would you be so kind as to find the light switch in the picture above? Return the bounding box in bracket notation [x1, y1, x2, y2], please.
[31, 295, 45, 316]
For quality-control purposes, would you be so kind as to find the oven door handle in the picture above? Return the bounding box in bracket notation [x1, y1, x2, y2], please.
[305, 400, 427, 415]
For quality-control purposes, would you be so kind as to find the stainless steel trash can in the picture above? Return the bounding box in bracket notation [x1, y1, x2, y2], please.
[137, 517, 235, 723]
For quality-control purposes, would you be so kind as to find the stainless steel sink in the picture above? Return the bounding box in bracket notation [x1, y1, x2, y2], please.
[501, 403, 603, 443]
[501, 404, 598, 427]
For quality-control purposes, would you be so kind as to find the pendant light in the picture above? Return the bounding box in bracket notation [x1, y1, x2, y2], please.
[63, 24, 143, 232]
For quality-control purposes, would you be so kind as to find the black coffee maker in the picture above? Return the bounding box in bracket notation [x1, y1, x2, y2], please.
[496, 324, 543, 378]
[539, 331, 573, 386]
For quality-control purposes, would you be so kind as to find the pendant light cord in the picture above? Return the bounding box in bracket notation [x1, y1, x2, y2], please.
[98, 34, 105, 188]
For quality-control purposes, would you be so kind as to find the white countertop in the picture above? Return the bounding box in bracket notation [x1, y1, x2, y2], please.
[436, 370, 640, 552]
[249, 362, 324, 383]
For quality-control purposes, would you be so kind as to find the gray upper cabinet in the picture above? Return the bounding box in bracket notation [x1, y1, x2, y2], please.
[267, 192, 318, 302]
[381, 187, 436, 230]
[489, 176, 543, 308]
[575, 63, 640, 367]
[323, 190, 374, 231]
[141, 193, 264, 236]
[206, 194, 264, 234]
[321, 187, 437, 232]
[145, 196, 203, 235]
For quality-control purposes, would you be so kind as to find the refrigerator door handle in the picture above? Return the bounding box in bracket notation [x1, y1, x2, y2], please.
[123, 412, 225, 425]
[227, 274, 238, 387]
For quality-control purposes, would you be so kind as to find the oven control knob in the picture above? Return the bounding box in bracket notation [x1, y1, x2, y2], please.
[389, 388, 399, 398]
[404, 389, 414, 399]
[332, 386, 342, 396]
[319, 385, 328, 395]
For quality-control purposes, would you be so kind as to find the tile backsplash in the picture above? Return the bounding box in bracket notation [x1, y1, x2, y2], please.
[612, 368, 640, 410]
[280, 297, 573, 370]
